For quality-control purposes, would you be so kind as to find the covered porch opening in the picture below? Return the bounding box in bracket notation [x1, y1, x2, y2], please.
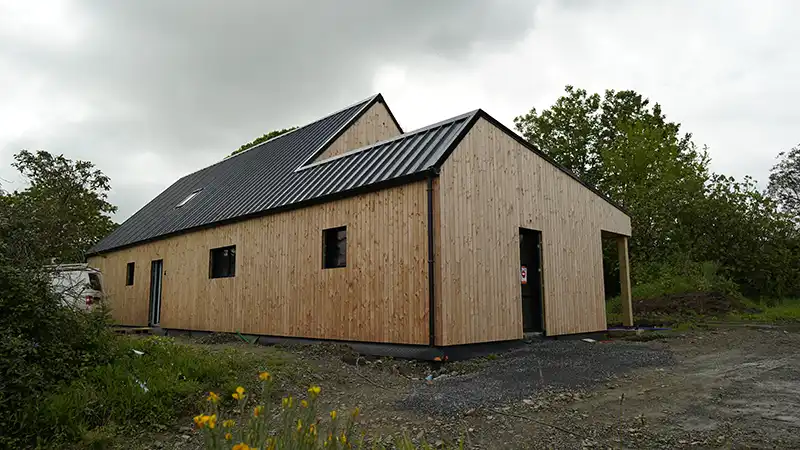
[601, 231, 634, 327]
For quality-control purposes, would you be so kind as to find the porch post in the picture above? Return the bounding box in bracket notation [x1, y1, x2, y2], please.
[617, 236, 634, 327]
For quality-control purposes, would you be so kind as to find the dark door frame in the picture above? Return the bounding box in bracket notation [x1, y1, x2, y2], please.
[148, 259, 163, 327]
[519, 227, 546, 334]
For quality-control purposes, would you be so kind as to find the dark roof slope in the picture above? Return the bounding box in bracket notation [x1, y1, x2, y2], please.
[89, 96, 477, 255]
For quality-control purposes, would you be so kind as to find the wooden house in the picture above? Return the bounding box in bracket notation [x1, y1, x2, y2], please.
[88, 94, 634, 353]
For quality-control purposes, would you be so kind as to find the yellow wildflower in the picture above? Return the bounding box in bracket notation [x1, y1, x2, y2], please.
[232, 444, 251, 450]
[253, 405, 264, 417]
[351, 407, 360, 418]
[308, 385, 321, 397]
[281, 397, 289, 408]
[309, 423, 317, 436]
[224, 432, 232, 441]
[193, 414, 212, 429]
[296, 419, 303, 432]
[223, 419, 236, 428]
[330, 410, 337, 420]
[340, 433, 347, 444]
[301, 400, 308, 408]
[232, 386, 245, 400]
[258, 371, 271, 381]
[207, 391, 220, 403]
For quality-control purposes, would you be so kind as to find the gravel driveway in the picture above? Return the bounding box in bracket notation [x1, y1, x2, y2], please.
[399, 339, 674, 415]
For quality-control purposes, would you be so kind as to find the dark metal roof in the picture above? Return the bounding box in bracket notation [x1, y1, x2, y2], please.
[89, 95, 477, 255]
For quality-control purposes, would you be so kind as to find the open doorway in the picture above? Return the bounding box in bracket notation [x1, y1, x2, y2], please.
[601, 231, 633, 327]
[519, 228, 544, 333]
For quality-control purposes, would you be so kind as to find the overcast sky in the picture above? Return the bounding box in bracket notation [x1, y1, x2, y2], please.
[2, 0, 798, 221]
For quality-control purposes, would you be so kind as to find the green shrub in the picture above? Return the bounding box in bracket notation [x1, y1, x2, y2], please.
[607, 258, 744, 323]
[608, 258, 741, 314]
[0, 260, 114, 447]
[629, 258, 741, 300]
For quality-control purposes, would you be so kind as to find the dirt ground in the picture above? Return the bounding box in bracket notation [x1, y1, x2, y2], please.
[154, 326, 800, 449]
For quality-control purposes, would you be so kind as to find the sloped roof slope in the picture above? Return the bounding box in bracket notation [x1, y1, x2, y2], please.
[89, 96, 477, 255]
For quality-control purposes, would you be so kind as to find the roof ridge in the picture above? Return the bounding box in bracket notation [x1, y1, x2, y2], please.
[168, 93, 380, 185]
[295, 109, 480, 172]
[224, 93, 380, 161]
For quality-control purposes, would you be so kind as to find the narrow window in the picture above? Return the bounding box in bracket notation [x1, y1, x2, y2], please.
[176, 189, 202, 208]
[210, 245, 236, 278]
[323, 226, 347, 269]
[125, 262, 135, 286]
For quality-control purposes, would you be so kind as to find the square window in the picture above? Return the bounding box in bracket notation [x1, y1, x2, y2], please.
[323, 226, 346, 269]
[126, 262, 135, 286]
[210, 245, 236, 278]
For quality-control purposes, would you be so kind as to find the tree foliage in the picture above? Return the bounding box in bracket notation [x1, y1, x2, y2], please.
[0, 150, 117, 446]
[767, 145, 800, 217]
[515, 86, 800, 298]
[514, 86, 709, 259]
[230, 127, 297, 157]
[1, 150, 117, 264]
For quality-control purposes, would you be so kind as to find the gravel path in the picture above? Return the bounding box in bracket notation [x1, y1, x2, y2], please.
[398, 339, 674, 415]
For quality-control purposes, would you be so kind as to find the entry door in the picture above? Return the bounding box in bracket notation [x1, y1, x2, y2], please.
[149, 259, 163, 327]
[519, 229, 544, 333]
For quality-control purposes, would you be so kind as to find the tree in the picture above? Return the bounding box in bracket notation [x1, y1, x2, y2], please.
[514, 86, 709, 260]
[1, 150, 117, 264]
[0, 151, 117, 446]
[230, 127, 297, 157]
[767, 145, 800, 217]
[514, 86, 800, 298]
[686, 174, 800, 297]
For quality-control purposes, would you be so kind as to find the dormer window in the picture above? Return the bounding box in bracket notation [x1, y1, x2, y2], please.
[176, 189, 202, 208]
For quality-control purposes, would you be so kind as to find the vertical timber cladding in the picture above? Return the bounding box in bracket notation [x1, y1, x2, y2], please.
[88, 181, 430, 344]
[90, 249, 154, 326]
[437, 118, 631, 345]
[313, 101, 402, 162]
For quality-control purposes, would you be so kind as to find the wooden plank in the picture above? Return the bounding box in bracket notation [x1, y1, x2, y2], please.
[88, 181, 429, 345]
[617, 236, 634, 327]
[437, 118, 631, 345]
[313, 101, 401, 162]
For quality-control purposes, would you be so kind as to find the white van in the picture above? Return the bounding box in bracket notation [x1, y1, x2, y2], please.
[46, 263, 105, 311]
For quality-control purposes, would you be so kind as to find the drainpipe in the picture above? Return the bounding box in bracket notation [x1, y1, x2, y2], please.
[426, 169, 439, 347]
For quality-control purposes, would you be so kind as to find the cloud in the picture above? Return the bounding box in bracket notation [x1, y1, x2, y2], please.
[2, 0, 799, 221]
[0, 0, 537, 218]
[377, 0, 800, 188]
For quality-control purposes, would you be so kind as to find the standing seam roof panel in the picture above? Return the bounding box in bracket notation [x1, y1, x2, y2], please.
[89, 102, 477, 255]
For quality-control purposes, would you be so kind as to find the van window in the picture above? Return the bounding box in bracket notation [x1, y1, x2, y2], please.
[88, 273, 102, 291]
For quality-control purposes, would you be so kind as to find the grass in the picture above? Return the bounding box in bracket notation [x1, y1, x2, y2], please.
[24, 334, 463, 449]
[609, 295, 800, 328]
[27, 335, 296, 448]
[727, 298, 800, 323]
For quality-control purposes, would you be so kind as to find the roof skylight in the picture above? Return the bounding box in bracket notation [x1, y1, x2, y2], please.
[176, 189, 202, 208]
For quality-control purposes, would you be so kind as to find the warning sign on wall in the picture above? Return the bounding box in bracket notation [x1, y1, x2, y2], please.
[520, 265, 528, 285]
